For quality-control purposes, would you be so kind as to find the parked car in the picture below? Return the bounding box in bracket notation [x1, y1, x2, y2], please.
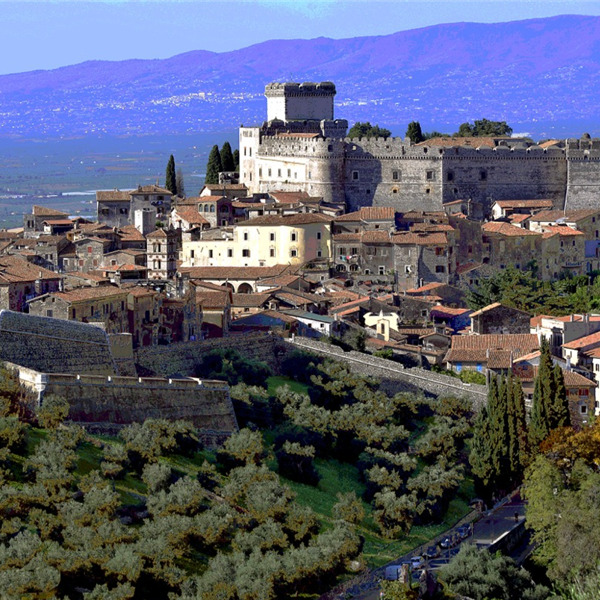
[411, 556, 425, 571]
[440, 537, 454, 549]
[457, 524, 470, 539]
[424, 545, 440, 559]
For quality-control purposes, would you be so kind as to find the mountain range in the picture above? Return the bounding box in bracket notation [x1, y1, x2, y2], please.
[1, 14, 599, 140]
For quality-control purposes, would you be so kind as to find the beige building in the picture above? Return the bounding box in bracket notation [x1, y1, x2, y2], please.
[181, 213, 332, 268]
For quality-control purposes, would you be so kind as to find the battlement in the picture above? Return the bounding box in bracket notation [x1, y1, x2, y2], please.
[265, 81, 336, 97]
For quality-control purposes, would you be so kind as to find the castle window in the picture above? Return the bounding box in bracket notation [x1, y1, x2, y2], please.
[423, 148, 428, 154]
[278, 169, 281, 177]
[392, 188, 398, 194]
[453, 188, 458, 194]
[366, 189, 371, 195]
[328, 144, 333, 152]
[268, 168, 272, 177]
[392, 170, 400, 181]
[426, 170, 434, 181]
[352, 171, 359, 181]
[480, 170, 487, 181]
[426, 188, 431, 194]
[308, 171, 312, 179]
[447, 171, 454, 181]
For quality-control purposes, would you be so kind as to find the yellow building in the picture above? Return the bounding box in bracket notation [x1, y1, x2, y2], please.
[181, 213, 332, 268]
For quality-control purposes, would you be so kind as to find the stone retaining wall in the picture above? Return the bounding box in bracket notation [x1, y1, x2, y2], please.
[287, 336, 487, 407]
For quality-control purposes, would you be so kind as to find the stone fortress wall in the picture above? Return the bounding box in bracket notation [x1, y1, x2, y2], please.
[10, 362, 237, 447]
[240, 81, 600, 215]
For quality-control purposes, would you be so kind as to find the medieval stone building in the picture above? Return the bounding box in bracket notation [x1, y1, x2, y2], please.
[239, 82, 600, 216]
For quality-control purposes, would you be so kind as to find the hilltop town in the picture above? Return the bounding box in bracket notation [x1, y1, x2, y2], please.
[0, 82, 599, 420]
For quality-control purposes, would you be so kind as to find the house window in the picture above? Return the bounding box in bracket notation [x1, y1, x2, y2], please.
[456, 363, 462, 373]
[270, 233, 275, 241]
[268, 168, 272, 177]
[287, 169, 291, 177]
[351, 247, 358, 255]
[317, 250, 322, 257]
[227, 249, 233, 258]
[243, 232, 248, 241]
[581, 404, 588, 414]
[87, 246, 92, 253]
[378, 266, 385, 275]
[277, 169, 281, 177]
[317, 232, 321, 240]
[290, 249, 298, 258]
[308, 171, 312, 179]
[291, 233, 297, 242]
[436, 265, 446, 273]
[242, 249, 250, 257]
[259, 168, 262, 177]
[476, 363, 482, 372]
[209, 250, 213, 258]
[338, 247, 346, 257]
[46, 309, 53, 317]
[270, 249, 275, 257]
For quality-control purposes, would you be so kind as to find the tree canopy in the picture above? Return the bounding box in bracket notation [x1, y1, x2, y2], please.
[455, 118, 513, 137]
[348, 122, 391, 139]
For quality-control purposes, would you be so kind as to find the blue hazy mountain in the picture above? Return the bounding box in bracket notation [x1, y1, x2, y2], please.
[1, 14, 599, 139]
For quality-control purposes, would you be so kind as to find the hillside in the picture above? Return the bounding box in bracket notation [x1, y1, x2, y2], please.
[0, 15, 599, 138]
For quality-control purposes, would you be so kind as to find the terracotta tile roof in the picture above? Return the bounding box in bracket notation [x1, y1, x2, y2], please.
[275, 291, 319, 306]
[362, 231, 392, 243]
[530, 209, 600, 223]
[125, 286, 158, 298]
[51, 286, 127, 303]
[539, 140, 561, 149]
[77, 223, 114, 234]
[541, 225, 584, 237]
[257, 274, 303, 287]
[100, 264, 147, 272]
[96, 190, 131, 202]
[333, 233, 362, 242]
[583, 347, 600, 359]
[330, 296, 371, 313]
[391, 231, 448, 245]
[180, 264, 291, 280]
[269, 191, 310, 202]
[42, 219, 74, 226]
[495, 199, 554, 209]
[195, 290, 230, 310]
[259, 309, 298, 324]
[231, 201, 267, 209]
[130, 185, 172, 195]
[487, 349, 514, 369]
[173, 206, 210, 226]
[405, 282, 446, 294]
[65, 271, 107, 283]
[146, 228, 170, 239]
[202, 184, 248, 191]
[508, 214, 531, 224]
[31, 205, 68, 217]
[193, 280, 231, 292]
[445, 333, 539, 364]
[118, 225, 146, 242]
[430, 305, 471, 317]
[410, 223, 455, 233]
[397, 327, 436, 336]
[514, 364, 595, 387]
[483, 222, 541, 236]
[335, 207, 396, 222]
[242, 213, 331, 226]
[0, 255, 60, 284]
[232, 293, 272, 307]
[563, 331, 600, 350]
[323, 290, 364, 306]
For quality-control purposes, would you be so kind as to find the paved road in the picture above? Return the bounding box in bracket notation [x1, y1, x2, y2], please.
[333, 494, 527, 600]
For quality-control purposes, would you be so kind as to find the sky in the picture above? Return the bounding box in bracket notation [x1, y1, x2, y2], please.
[1, 0, 599, 75]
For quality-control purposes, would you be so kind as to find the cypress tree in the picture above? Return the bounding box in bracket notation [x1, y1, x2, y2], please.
[233, 149, 240, 172]
[529, 338, 554, 449]
[406, 121, 424, 143]
[506, 373, 528, 485]
[165, 154, 177, 195]
[176, 167, 185, 198]
[550, 363, 570, 429]
[205, 145, 222, 185]
[221, 142, 235, 172]
[489, 375, 508, 491]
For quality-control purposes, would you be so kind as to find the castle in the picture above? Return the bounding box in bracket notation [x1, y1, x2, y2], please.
[239, 82, 600, 216]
